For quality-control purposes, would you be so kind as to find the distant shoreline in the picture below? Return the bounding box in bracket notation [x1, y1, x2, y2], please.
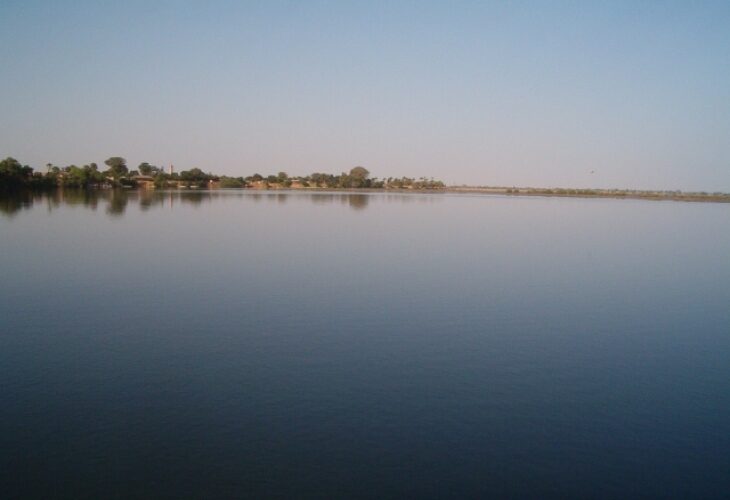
[221, 185, 730, 203]
[444, 186, 730, 203]
[3, 184, 729, 204]
[3, 157, 728, 203]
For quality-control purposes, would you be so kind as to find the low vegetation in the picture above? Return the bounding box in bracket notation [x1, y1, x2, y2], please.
[453, 185, 730, 202]
[0, 156, 445, 191]
[3, 156, 728, 202]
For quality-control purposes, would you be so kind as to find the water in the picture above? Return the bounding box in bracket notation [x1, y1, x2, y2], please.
[1, 190, 729, 498]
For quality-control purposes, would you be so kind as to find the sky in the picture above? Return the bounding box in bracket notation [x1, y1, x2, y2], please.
[1, 1, 729, 190]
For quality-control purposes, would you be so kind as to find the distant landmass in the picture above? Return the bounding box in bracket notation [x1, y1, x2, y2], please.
[1, 156, 728, 203]
[448, 185, 730, 203]
[0, 157, 443, 191]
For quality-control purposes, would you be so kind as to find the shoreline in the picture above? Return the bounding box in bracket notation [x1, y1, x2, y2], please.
[230, 185, 730, 203]
[3, 185, 730, 204]
[444, 186, 730, 203]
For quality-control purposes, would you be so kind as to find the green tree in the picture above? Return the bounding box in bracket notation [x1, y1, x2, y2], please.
[341, 166, 370, 188]
[84, 164, 104, 185]
[138, 162, 154, 176]
[179, 168, 210, 187]
[350, 166, 369, 180]
[104, 157, 128, 181]
[0, 157, 32, 189]
[180, 168, 208, 181]
[63, 165, 87, 187]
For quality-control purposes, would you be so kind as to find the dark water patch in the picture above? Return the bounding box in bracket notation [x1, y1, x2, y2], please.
[1, 191, 729, 498]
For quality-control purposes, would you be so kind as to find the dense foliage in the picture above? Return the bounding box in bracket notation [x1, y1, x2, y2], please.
[3, 156, 729, 202]
[0, 157, 55, 190]
[0, 157, 446, 191]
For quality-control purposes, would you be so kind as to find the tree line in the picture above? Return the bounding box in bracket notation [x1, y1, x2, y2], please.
[0, 156, 445, 191]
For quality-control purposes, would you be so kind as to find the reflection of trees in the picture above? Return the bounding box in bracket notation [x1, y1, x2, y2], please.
[106, 190, 129, 216]
[44, 190, 62, 212]
[180, 191, 206, 206]
[0, 188, 434, 219]
[0, 191, 33, 217]
[311, 194, 335, 205]
[83, 190, 99, 210]
[347, 194, 369, 210]
[308, 193, 370, 209]
[60, 188, 101, 210]
[138, 190, 157, 211]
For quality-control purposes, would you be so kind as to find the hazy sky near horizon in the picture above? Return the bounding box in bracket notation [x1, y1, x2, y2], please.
[1, 1, 729, 190]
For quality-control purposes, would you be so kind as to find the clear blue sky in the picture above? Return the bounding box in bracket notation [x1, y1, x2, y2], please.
[1, 1, 729, 190]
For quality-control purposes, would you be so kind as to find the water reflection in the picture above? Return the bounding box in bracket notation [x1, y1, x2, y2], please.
[2, 185, 729, 500]
[348, 194, 368, 210]
[0, 189, 444, 218]
[106, 190, 129, 216]
[0, 190, 34, 216]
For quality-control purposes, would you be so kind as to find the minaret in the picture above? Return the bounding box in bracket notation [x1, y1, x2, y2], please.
[169, 164, 174, 175]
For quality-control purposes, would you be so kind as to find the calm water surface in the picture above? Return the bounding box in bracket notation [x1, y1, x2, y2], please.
[1, 190, 729, 498]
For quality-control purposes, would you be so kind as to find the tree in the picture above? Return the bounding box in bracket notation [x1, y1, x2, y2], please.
[104, 157, 128, 180]
[180, 168, 208, 181]
[84, 164, 104, 185]
[138, 162, 154, 176]
[0, 157, 31, 189]
[178, 168, 210, 187]
[350, 166, 369, 180]
[345, 166, 370, 188]
[63, 165, 87, 187]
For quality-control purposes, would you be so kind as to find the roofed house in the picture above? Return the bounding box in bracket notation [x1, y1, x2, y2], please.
[133, 175, 155, 189]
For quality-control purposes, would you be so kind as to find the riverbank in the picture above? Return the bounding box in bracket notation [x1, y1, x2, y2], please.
[228, 185, 730, 203]
[446, 186, 730, 203]
[3, 184, 730, 204]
